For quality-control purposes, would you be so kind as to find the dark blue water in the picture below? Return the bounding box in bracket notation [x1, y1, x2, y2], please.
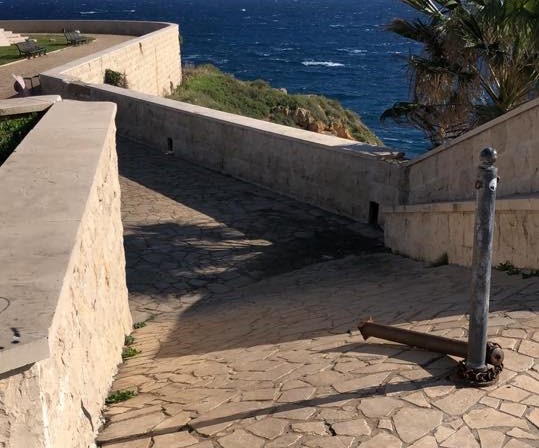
[0, 0, 428, 155]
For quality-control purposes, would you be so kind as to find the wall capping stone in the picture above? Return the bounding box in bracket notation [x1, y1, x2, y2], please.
[405, 96, 539, 167]
[0, 95, 61, 116]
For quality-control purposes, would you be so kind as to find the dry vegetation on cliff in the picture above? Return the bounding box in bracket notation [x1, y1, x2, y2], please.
[169, 64, 382, 145]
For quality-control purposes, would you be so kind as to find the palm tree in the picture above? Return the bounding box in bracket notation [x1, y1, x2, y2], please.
[382, 0, 539, 147]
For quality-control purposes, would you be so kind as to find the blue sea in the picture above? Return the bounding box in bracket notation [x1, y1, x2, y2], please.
[1, 0, 428, 155]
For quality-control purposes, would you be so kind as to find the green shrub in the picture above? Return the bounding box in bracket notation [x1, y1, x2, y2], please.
[0, 113, 40, 165]
[105, 390, 137, 405]
[122, 346, 141, 360]
[104, 69, 128, 88]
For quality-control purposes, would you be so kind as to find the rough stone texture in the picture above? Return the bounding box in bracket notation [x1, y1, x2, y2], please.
[0, 20, 183, 97]
[0, 100, 131, 447]
[94, 138, 539, 447]
[393, 408, 443, 443]
[384, 196, 539, 269]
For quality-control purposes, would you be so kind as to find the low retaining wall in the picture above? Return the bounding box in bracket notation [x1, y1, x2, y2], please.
[405, 97, 539, 204]
[0, 99, 131, 447]
[384, 195, 539, 268]
[41, 83, 405, 223]
[0, 20, 182, 96]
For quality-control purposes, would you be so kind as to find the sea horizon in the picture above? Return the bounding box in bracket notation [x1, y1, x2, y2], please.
[0, 0, 428, 156]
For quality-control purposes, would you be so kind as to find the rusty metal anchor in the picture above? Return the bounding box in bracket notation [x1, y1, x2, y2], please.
[358, 320, 504, 385]
[358, 148, 504, 386]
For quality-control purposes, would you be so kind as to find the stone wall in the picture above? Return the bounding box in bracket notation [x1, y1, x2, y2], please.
[387, 97, 539, 268]
[384, 196, 539, 269]
[0, 100, 131, 447]
[4, 20, 184, 96]
[52, 84, 404, 223]
[405, 97, 539, 204]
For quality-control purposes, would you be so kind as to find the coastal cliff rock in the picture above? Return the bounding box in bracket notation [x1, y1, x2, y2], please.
[274, 106, 356, 139]
[169, 64, 382, 145]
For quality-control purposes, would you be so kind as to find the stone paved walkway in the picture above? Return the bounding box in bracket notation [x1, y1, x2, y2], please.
[0, 34, 131, 98]
[98, 138, 539, 448]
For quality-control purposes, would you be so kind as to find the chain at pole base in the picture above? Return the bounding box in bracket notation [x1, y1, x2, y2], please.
[453, 360, 503, 387]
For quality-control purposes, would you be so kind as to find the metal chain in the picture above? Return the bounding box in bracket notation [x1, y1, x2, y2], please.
[456, 360, 503, 386]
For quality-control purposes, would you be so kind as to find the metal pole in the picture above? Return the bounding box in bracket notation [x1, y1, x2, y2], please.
[467, 148, 498, 370]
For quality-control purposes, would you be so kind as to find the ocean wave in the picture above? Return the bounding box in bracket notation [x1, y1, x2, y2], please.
[329, 24, 344, 28]
[302, 61, 345, 67]
[80, 11, 100, 15]
[337, 48, 367, 55]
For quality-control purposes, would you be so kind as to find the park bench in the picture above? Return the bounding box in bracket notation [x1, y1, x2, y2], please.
[15, 40, 47, 58]
[64, 31, 89, 45]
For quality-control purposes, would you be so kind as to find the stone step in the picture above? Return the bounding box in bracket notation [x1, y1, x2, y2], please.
[0, 32, 9, 47]
[4, 31, 27, 44]
[0, 29, 28, 46]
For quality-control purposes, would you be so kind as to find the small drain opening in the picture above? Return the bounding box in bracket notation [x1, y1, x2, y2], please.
[368, 201, 379, 226]
[166, 137, 174, 155]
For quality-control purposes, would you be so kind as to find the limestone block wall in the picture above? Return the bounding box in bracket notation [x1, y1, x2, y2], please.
[384, 196, 539, 268]
[0, 100, 131, 447]
[387, 98, 539, 269]
[5, 20, 184, 96]
[60, 85, 404, 223]
[405, 97, 539, 204]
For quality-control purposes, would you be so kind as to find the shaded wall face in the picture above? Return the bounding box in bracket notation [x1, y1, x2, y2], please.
[77, 86, 405, 224]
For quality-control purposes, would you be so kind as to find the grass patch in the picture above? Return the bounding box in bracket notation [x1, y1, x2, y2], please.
[122, 346, 141, 360]
[496, 261, 539, 279]
[0, 34, 93, 66]
[0, 113, 40, 165]
[169, 64, 382, 145]
[124, 335, 135, 346]
[105, 390, 137, 405]
[133, 321, 146, 329]
[497, 261, 521, 276]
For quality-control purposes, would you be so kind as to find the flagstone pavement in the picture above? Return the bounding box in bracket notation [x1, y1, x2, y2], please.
[97, 138, 539, 448]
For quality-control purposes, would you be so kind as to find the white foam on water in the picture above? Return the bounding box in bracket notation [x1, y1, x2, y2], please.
[337, 48, 367, 54]
[302, 61, 345, 67]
